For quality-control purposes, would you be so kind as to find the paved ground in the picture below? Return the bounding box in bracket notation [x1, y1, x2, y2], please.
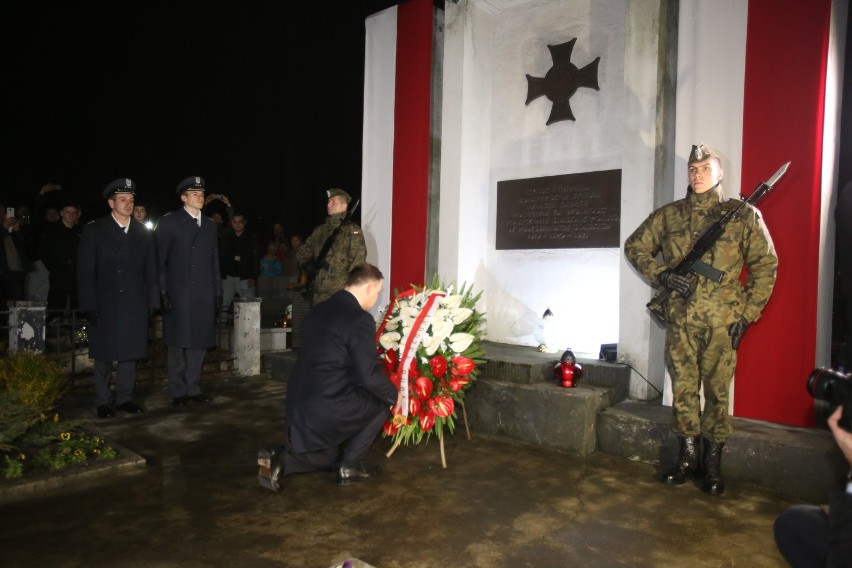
[0, 375, 800, 567]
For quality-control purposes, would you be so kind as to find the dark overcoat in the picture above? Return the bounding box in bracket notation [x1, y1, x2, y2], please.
[154, 208, 221, 349]
[77, 215, 158, 361]
[287, 290, 398, 453]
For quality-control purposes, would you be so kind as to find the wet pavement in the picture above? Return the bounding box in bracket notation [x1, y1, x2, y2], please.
[0, 375, 799, 567]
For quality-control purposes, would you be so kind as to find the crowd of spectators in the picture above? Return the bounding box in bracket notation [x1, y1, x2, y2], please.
[1, 183, 304, 325]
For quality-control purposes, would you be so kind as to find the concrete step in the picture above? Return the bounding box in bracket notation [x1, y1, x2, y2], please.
[260, 341, 849, 502]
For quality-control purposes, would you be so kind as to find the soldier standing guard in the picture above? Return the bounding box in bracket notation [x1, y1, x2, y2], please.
[296, 188, 367, 305]
[624, 143, 778, 495]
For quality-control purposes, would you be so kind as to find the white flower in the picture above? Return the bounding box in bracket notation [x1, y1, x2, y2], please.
[442, 295, 463, 309]
[421, 334, 443, 356]
[449, 307, 473, 325]
[449, 332, 474, 353]
[379, 331, 401, 351]
[430, 318, 454, 340]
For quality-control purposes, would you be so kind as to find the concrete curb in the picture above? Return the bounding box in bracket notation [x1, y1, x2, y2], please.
[0, 436, 147, 506]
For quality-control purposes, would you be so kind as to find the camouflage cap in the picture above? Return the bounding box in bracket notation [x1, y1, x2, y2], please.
[103, 178, 136, 200]
[688, 143, 720, 164]
[327, 188, 351, 203]
[176, 176, 205, 195]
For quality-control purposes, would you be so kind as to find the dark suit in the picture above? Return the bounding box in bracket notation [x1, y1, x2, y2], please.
[284, 289, 397, 472]
[77, 215, 158, 406]
[154, 208, 222, 397]
[774, 489, 852, 567]
[40, 222, 82, 311]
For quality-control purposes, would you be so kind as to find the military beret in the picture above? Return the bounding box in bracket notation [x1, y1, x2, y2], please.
[327, 188, 351, 203]
[103, 178, 136, 200]
[176, 176, 205, 195]
[688, 143, 720, 164]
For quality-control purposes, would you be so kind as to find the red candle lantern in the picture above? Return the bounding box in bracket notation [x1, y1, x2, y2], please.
[553, 348, 583, 388]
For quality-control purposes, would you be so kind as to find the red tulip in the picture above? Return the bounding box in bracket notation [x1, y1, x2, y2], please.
[451, 355, 476, 377]
[383, 419, 399, 436]
[449, 376, 469, 391]
[414, 377, 433, 400]
[429, 395, 455, 418]
[408, 357, 422, 378]
[408, 396, 421, 416]
[429, 355, 448, 378]
[419, 411, 435, 432]
[388, 372, 401, 389]
[383, 349, 398, 373]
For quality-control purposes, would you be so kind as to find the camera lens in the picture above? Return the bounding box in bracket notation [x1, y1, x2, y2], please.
[807, 367, 851, 405]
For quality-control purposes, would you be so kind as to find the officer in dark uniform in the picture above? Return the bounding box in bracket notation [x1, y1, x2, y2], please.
[154, 176, 222, 407]
[77, 178, 159, 418]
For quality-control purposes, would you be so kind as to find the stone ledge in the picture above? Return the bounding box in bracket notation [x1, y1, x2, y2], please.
[597, 400, 849, 503]
[0, 437, 147, 506]
[465, 378, 612, 455]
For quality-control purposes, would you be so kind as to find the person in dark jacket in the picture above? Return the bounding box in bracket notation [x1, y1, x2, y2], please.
[40, 202, 82, 314]
[0, 203, 32, 309]
[258, 263, 400, 491]
[774, 404, 852, 567]
[218, 213, 259, 324]
[77, 178, 159, 418]
[154, 176, 222, 407]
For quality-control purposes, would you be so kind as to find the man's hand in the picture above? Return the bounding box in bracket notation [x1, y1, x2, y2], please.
[728, 317, 749, 350]
[827, 406, 852, 467]
[221, 196, 232, 207]
[160, 292, 172, 314]
[657, 269, 692, 297]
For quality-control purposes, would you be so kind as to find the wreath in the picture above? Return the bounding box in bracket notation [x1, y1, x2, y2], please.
[375, 277, 485, 466]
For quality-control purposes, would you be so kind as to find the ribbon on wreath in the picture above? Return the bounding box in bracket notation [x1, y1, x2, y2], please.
[378, 288, 446, 420]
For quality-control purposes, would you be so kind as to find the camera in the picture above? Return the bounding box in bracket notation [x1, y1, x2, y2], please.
[806, 367, 852, 432]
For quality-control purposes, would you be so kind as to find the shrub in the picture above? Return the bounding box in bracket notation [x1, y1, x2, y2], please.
[0, 350, 68, 452]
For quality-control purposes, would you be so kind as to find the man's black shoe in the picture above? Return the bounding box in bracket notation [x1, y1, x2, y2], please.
[97, 405, 114, 419]
[172, 396, 189, 407]
[337, 462, 382, 486]
[257, 446, 283, 492]
[115, 401, 145, 414]
[188, 394, 212, 403]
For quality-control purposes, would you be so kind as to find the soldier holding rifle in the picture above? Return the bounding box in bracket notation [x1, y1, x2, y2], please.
[624, 143, 779, 495]
[296, 188, 366, 305]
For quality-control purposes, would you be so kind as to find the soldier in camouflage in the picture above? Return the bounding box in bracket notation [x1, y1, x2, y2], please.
[296, 188, 367, 305]
[624, 143, 778, 495]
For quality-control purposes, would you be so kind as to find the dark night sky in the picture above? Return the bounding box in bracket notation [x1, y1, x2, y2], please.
[3, 1, 405, 238]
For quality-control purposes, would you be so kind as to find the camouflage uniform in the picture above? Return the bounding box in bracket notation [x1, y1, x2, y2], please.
[296, 212, 366, 304]
[624, 184, 777, 442]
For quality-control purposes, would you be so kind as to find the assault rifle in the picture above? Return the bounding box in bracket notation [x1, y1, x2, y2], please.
[647, 161, 790, 322]
[299, 198, 361, 304]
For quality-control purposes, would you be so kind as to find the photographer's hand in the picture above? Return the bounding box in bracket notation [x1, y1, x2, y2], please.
[827, 406, 852, 467]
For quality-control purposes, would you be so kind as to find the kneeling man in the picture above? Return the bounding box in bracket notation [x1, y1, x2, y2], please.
[259, 263, 400, 490]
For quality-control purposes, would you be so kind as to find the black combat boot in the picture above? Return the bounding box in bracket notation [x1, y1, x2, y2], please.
[701, 438, 725, 495]
[660, 435, 699, 485]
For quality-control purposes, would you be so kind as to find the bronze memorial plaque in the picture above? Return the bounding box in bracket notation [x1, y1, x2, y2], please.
[496, 170, 621, 249]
